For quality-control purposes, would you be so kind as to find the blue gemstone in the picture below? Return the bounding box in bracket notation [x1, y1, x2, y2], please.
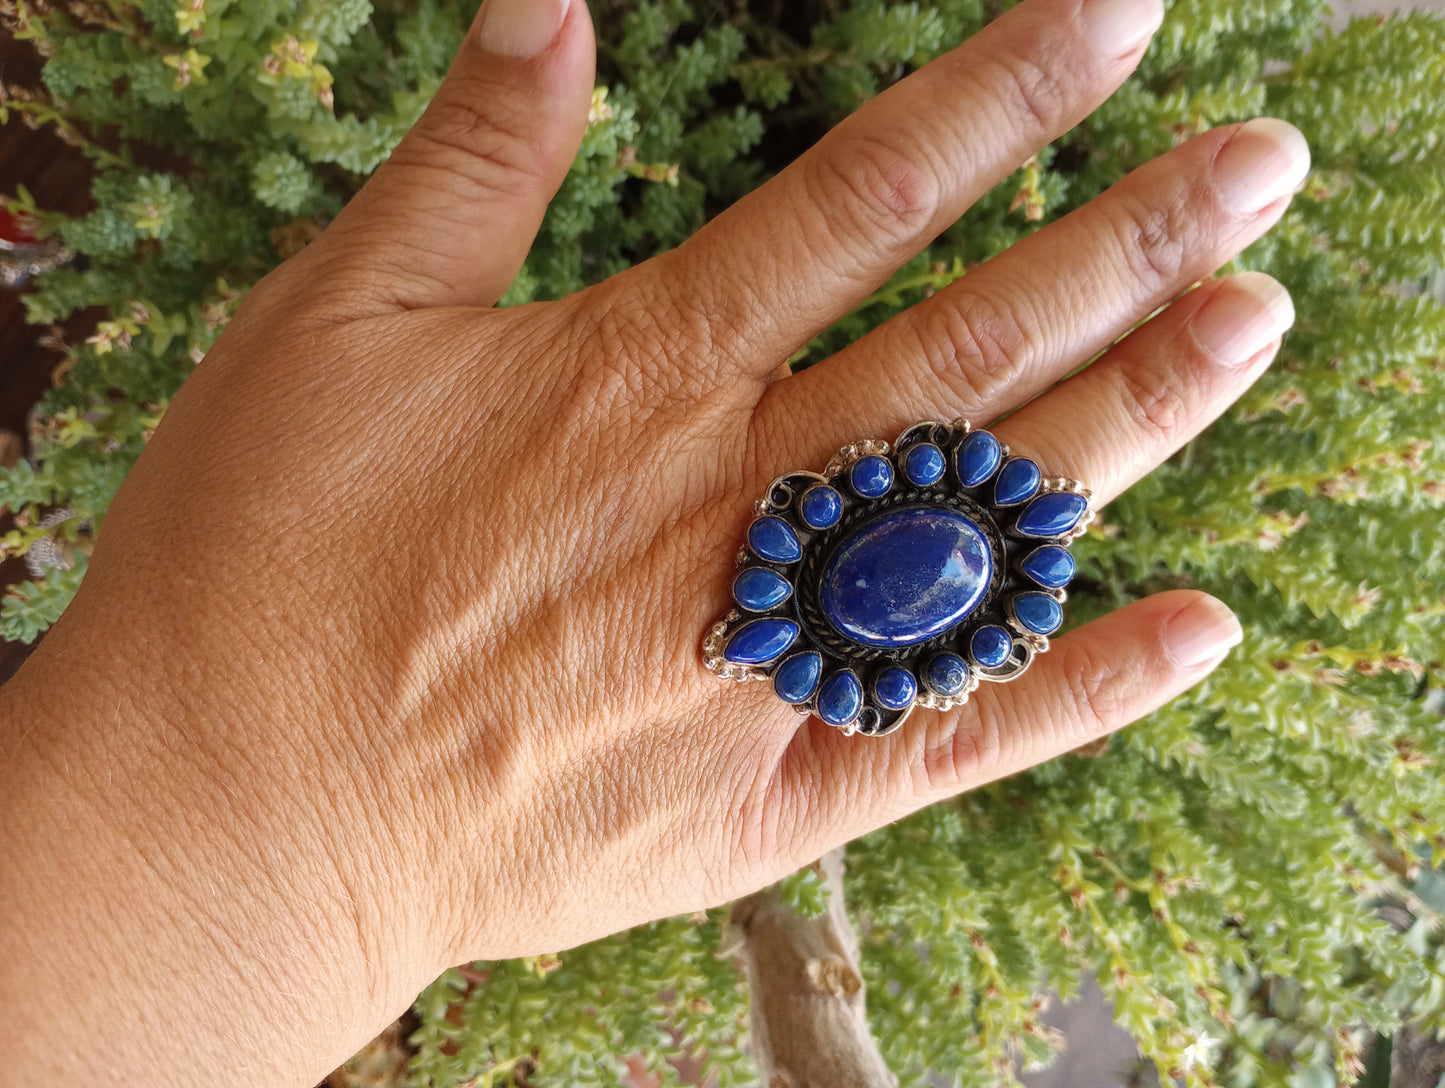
[1016, 492, 1089, 538]
[957, 431, 1003, 486]
[904, 443, 946, 486]
[874, 667, 918, 710]
[723, 618, 799, 665]
[850, 456, 894, 498]
[819, 508, 993, 648]
[773, 651, 823, 704]
[733, 567, 792, 612]
[994, 459, 1041, 506]
[1020, 545, 1075, 588]
[925, 653, 970, 696]
[799, 485, 843, 530]
[971, 625, 1013, 668]
[817, 670, 864, 726]
[748, 516, 802, 563]
[1014, 593, 1064, 635]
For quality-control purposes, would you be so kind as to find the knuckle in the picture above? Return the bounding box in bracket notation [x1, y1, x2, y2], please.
[913, 288, 1033, 410]
[576, 273, 728, 405]
[323, 241, 458, 314]
[1115, 353, 1191, 441]
[918, 707, 1003, 798]
[986, 46, 1070, 139]
[1057, 640, 1128, 745]
[1105, 189, 1192, 291]
[584, 306, 675, 411]
[805, 133, 940, 257]
[395, 93, 543, 201]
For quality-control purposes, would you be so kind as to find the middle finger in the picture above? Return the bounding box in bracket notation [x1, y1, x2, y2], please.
[757, 118, 1309, 468]
[600, 0, 1165, 385]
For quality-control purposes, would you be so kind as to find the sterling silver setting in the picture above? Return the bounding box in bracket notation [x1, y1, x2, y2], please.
[704, 419, 1093, 737]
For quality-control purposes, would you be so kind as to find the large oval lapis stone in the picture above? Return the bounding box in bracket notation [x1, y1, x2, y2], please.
[819, 508, 992, 648]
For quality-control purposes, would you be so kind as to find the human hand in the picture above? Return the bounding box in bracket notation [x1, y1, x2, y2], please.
[1, 0, 1307, 1081]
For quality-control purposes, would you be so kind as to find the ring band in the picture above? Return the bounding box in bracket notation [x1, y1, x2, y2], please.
[703, 419, 1092, 737]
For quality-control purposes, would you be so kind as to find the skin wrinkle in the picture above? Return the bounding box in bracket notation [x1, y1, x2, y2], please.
[915, 281, 1039, 410]
[1104, 182, 1198, 293]
[571, 308, 679, 415]
[555, 534, 698, 722]
[718, 719, 788, 884]
[1060, 641, 1135, 744]
[359, 394, 593, 716]
[514, 400, 738, 636]
[1114, 334, 1197, 440]
[800, 133, 943, 272]
[659, 238, 817, 388]
[944, 714, 1003, 795]
[914, 700, 1001, 801]
[398, 90, 549, 198]
[675, 257, 778, 384]
[595, 268, 764, 401]
[328, 183, 507, 306]
[978, 37, 1079, 143]
[636, 725, 730, 905]
[117, 726, 377, 1030]
[525, 730, 659, 934]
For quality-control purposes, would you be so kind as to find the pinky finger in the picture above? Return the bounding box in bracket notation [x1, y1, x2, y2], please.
[775, 590, 1243, 854]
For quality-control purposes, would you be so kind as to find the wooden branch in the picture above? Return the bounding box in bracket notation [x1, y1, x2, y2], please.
[732, 849, 896, 1088]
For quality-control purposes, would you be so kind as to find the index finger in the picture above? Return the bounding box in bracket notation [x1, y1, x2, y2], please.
[608, 0, 1166, 385]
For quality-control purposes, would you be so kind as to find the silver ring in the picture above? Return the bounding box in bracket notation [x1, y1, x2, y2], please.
[703, 419, 1092, 737]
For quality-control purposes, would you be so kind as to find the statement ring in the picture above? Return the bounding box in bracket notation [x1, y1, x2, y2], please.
[703, 420, 1093, 737]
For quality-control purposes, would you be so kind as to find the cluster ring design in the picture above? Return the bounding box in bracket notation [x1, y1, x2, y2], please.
[703, 419, 1093, 737]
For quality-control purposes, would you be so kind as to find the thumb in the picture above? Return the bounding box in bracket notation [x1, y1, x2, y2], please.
[314, 0, 595, 312]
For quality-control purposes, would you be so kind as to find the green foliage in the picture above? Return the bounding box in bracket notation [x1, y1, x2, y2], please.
[0, 563, 87, 645]
[776, 862, 832, 920]
[5, 0, 1443, 1085]
[406, 917, 755, 1088]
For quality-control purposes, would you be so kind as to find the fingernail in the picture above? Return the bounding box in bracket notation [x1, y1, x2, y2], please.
[1079, 0, 1165, 57]
[1165, 597, 1243, 669]
[1211, 118, 1311, 214]
[477, 0, 568, 57]
[1191, 271, 1295, 366]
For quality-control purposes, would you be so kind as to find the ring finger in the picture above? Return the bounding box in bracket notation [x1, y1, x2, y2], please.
[991, 268, 1292, 507]
[740, 273, 1291, 854]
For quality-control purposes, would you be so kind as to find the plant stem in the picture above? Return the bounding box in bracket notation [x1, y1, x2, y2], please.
[730, 848, 896, 1087]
